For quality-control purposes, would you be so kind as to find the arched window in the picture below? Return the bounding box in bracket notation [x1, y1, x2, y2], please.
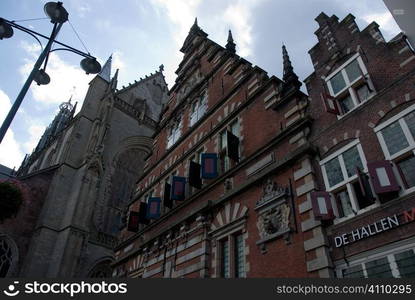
[0, 235, 18, 278]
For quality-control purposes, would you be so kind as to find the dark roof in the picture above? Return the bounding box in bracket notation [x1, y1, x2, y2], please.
[0, 164, 13, 180]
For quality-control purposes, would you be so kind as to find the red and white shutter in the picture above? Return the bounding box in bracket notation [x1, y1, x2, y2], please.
[320, 92, 340, 115]
[367, 160, 400, 194]
[311, 191, 335, 221]
[127, 211, 140, 232]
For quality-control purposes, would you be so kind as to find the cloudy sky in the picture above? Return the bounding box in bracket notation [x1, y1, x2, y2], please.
[0, 0, 400, 169]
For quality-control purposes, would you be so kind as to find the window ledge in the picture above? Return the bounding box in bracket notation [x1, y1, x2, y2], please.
[330, 190, 415, 230]
[333, 202, 380, 225]
[337, 92, 377, 120]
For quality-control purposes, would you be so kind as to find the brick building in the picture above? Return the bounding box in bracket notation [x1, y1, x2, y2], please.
[113, 19, 319, 278]
[113, 11, 415, 278]
[305, 12, 415, 277]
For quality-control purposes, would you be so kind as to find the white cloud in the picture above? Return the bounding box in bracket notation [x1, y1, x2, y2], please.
[361, 11, 400, 38]
[22, 124, 45, 154]
[151, 0, 202, 46]
[222, 0, 264, 58]
[0, 90, 25, 169]
[149, 0, 201, 86]
[112, 50, 125, 72]
[148, 0, 266, 86]
[19, 42, 91, 108]
[77, 2, 91, 18]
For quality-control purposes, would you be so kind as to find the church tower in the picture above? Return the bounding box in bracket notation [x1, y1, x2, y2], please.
[10, 56, 169, 277]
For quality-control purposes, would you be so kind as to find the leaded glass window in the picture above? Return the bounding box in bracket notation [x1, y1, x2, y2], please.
[397, 156, 415, 188]
[325, 157, 344, 187]
[395, 250, 415, 278]
[342, 264, 364, 278]
[345, 59, 361, 83]
[366, 257, 393, 278]
[343, 146, 363, 177]
[221, 240, 230, 278]
[330, 72, 346, 94]
[404, 112, 415, 138]
[335, 189, 354, 217]
[235, 234, 245, 278]
[339, 95, 355, 114]
[381, 121, 409, 156]
[0, 238, 14, 278]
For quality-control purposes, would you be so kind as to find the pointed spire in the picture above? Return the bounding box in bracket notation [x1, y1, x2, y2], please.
[190, 17, 199, 32]
[282, 44, 301, 89]
[110, 68, 119, 90]
[226, 30, 236, 53]
[98, 54, 112, 82]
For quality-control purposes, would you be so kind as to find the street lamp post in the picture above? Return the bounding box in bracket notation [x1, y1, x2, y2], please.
[0, 1, 102, 144]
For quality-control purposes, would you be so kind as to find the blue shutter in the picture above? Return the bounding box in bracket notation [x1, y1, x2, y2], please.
[146, 197, 161, 219]
[171, 176, 186, 201]
[201, 153, 218, 179]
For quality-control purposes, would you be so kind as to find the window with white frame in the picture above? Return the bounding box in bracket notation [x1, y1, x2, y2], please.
[167, 117, 182, 149]
[337, 243, 415, 278]
[189, 92, 207, 127]
[326, 54, 375, 115]
[321, 141, 376, 219]
[376, 105, 415, 190]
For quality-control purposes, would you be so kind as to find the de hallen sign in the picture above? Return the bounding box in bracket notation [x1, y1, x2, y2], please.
[334, 207, 415, 248]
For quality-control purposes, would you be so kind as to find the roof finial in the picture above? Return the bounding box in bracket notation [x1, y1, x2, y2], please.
[159, 64, 164, 72]
[226, 29, 236, 53]
[190, 17, 199, 32]
[282, 44, 301, 89]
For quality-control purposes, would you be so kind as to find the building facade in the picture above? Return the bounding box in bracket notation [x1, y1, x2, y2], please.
[305, 12, 415, 277]
[114, 12, 415, 278]
[113, 20, 321, 278]
[0, 57, 168, 277]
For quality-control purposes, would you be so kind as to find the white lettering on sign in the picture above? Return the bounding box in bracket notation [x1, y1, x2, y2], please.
[334, 214, 400, 248]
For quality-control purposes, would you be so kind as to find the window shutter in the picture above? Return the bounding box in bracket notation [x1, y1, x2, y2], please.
[356, 167, 375, 201]
[171, 176, 186, 201]
[367, 161, 400, 194]
[189, 161, 202, 189]
[127, 211, 140, 232]
[201, 153, 218, 179]
[163, 182, 172, 209]
[138, 202, 149, 224]
[226, 131, 240, 162]
[146, 197, 161, 219]
[320, 92, 340, 115]
[311, 191, 335, 221]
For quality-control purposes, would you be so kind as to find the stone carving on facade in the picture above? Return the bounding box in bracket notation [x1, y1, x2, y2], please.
[255, 178, 292, 251]
[257, 178, 289, 206]
[256, 203, 290, 239]
[176, 69, 203, 103]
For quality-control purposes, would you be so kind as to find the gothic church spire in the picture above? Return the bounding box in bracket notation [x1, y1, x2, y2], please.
[282, 44, 301, 90]
[98, 54, 112, 82]
[226, 30, 236, 53]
